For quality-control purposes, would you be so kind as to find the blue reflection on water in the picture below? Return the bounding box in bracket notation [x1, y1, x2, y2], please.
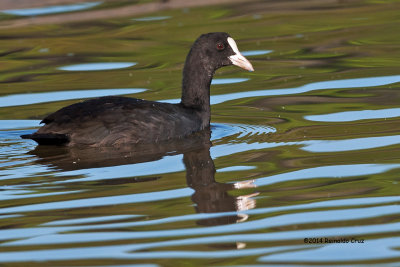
[211, 123, 400, 154]
[133, 16, 171, 22]
[7, 122, 400, 185]
[0, 187, 193, 215]
[301, 135, 400, 152]
[211, 78, 249, 85]
[54, 154, 185, 183]
[2, 232, 400, 262]
[58, 62, 137, 71]
[43, 215, 142, 226]
[0, 189, 81, 201]
[0, 163, 54, 181]
[0, 88, 146, 108]
[241, 50, 273, 56]
[255, 164, 400, 187]
[217, 166, 256, 172]
[3, 75, 396, 110]
[0, 120, 41, 130]
[0, 244, 300, 262]
[2, 204, 400, 249]
[211, 75, 400, 105]
[305, 107, 400, 122]
[2, 2, 102, 16]
[162, 75, 400, 105]
[1, 162, 397, 216]
[3, 196, 400, 246]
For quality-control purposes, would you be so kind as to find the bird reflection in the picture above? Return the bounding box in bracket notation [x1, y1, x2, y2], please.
[184, 147, 258, 226]
[27, 128, 258, 232]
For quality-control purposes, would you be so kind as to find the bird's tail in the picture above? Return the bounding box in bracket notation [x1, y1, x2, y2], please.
[21, 133, 69, 145]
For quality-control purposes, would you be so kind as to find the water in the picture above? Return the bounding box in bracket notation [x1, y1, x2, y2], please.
[1, 2, 102, 16]
[58, 62, 137, 71]
[1, 0, 400, 265]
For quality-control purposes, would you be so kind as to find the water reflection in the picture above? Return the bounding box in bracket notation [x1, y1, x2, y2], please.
[0, 120, 41, 130]
[211, 123, 276, 139]
[301, 135, 400, 152]
[241, 50, 273, 56]
[255, 163, 400, 187]
[133, 16, 172, 22]
[211, 78, 249, 85]
[260, 237, 400, 263]
[1, 2, 102, 16]
[0, 186, 192, 214]
[43, 214, 142, 226]
[211, 75, 400, 104]
[58, 62, 137, 71]
[305, 107, 400, 122]
[0, 88, 146, 108]
[184, 146, 257, 227]
[16, 128, 258, 230]
[163, 75, 400, 105]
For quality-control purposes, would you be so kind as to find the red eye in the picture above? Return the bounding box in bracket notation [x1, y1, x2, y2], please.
[216, 43, 225, 50]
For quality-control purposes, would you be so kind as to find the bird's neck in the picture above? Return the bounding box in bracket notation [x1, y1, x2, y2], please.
[180, 51, 215, 126]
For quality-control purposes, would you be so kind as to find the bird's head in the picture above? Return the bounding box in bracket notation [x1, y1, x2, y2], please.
[191, 32, 254, 72]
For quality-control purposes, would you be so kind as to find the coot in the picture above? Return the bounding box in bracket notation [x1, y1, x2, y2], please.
[21, 32, 254, 146]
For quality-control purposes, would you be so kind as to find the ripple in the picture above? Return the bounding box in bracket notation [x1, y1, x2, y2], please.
[305, 107, 400, 122]
[2, 204, 399, 246]
[53, 154, 185, 183]
[3, 123, 274, 183]
[12, 121, 396, 157]
[2, 196, 399, 246]
[26, 164, 397, 216]
[260, 237, 400, 262]
[301, 135, 400, 152]
[133, 16, 172, 22]
[34, 196, 400, 234]
[0, 120, 41, 130]
[0, 152, 184, 182]
[58, 62, 137, 71]
[0, 187, 193, 214]
[217, 166, 256, 172]
[211, 142, 282, 159]
[211, 130, 400, 155]
[0, 190, 81, 201]
[43, 215, 142, 226]
[211, 123, 276, 140]
[0, 88, 146, 108]
[0, 215, 21, 220]
[1, 2, 102, 16]
[211, 78, 249, 85]
[210, 75, 400, 105]
[0, 244, 299, 262]
[161, 75, 400, 105]
[255, 164, 400, 187]
[0, 164, 53, 181]
[241, 50, 273, 56]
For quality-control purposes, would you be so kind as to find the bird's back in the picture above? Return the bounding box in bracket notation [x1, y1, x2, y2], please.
[22, 96, 203, 146]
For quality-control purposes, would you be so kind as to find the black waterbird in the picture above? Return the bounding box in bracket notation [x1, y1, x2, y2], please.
[21, 32, 254, 146]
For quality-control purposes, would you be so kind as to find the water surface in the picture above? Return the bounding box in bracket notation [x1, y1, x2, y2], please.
[1, 0, 400, 266]
[1, 2, 102, 16]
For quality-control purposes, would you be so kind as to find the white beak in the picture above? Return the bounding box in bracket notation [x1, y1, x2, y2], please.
[227, 37, 254, 72]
